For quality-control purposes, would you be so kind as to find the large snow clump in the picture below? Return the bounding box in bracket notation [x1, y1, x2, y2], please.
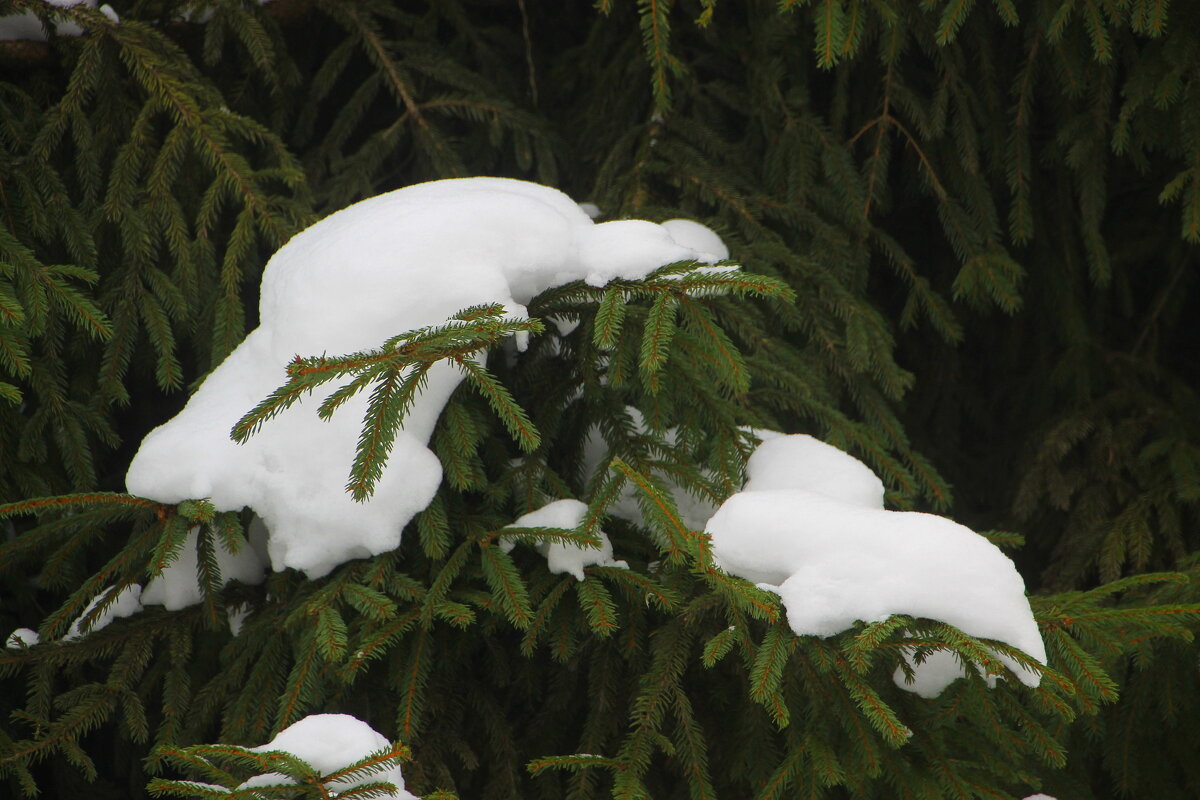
[705, 434, 1046, 689]
[127, 177, 729, 578]
[238, 713, 416, 799]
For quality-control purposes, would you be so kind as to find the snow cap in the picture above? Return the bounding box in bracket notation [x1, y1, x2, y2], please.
[743, 434, 884, 507]
[240, 714, 416, 799]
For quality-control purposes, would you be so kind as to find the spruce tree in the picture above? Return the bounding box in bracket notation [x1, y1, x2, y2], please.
[1, 2, 1198, 798]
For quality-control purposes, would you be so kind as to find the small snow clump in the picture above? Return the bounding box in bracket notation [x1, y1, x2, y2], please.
[502, 498, 627, 581]
[5, 628, 39, 648]
[239, 713, 416, 799]
[64, 584, 143, 640]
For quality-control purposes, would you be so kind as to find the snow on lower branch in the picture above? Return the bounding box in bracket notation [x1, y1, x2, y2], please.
[238, 713, 416, 799]
[127, 178, 728, 578]
[705, 435, 1046, 690]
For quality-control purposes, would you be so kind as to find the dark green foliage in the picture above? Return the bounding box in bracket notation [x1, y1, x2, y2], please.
[2, 1, 1200, 799]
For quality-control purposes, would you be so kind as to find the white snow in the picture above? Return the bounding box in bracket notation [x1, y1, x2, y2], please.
[742, 434, 884, 508]
[660, 219, 729, 262]
[238, 713, 416, 799]
[892, 646, 998, 698]
[0, 0, 117, 42]
[502, 498, 627, 581]
[5, 628, 39, 648]
[705, 434, 1046, 688]
[30, 524, 263, 638]
[141, 526, 267, 611]
[127, 178, 727, 578]
[226, 603, 252, 636]
[64, 584, 143, 639]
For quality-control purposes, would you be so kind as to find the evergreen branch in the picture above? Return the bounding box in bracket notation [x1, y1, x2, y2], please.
[636, 0, 680, 113]
[841, 616, 909, 673]
[314, 606, 349, 663]
[700, 626, 737, 667]
[670, 686, 717, 800]
[592, 566, 681, 611]
[416, 494, 451, 559]
[936, 0, 980, 45]
[274, 640, 323, 730]
[147, 515, 192, 578]
[420, 541, 473, 627]
[638, 293, 678, 392]
[342, 583, 398, 621]
[497, 526, 602, 549]
[396, 629, 430, 741]
[321, 744, 410, 785]
[479, 543, 534, 629]
[520, 576, 574, 656]
[749, 626, 794, 717]
[346, 364, 432, 501]
[610, 458, 693, 561]
[593, 286, 629, 349]
[677, 297, 749, 395]
[194, 525, 224, 629]
[230, 364, 337, 443]
[527, 753, 624, 775]
[0, 492, 167, 519]
[814, 0, 849, 68]
[755, 745, 806, 800]
[575, 577, 620, 635]
[455, 356, 540, 452]
[342, 607, 421, 676]
[835, 660, 912, 747]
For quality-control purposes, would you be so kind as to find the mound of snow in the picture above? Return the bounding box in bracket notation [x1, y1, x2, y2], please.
[705, 434, 1045, 689]
[239, 714, 416, 799]
[127, 177, 728, 578]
